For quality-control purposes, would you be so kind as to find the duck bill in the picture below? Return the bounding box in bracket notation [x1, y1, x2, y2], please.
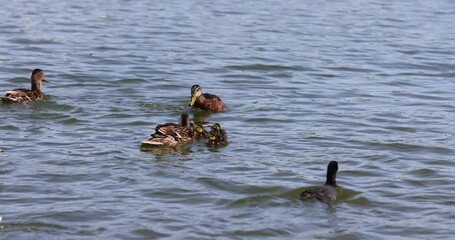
[188, 96, 197, 106]
[42, 78, 49, 83]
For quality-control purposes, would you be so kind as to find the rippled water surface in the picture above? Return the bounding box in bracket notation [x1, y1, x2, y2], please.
[1, 0, 455, 239]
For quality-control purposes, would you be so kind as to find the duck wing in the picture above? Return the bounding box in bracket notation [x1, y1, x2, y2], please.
[155, 123, 180, 136]
[155, 123, 191, 139]
[142, 135, 178, 146]
[6, 88, 31, 97]
[3, 89, 33, 102]
[203, 93, 221, 100]
[196, 93, 224, 112]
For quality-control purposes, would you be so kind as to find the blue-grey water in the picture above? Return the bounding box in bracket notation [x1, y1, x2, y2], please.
[1, 0, 455, 239]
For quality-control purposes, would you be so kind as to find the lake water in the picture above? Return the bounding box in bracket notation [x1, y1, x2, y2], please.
[1, 0, 455, 239]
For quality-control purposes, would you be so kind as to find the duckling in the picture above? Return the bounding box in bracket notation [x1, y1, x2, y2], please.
[207, 123, 228, 147]
[1, 69, 49, 103]
[300, 161, 339, 202]
[188, 85, 224, 112]
[191, 123, 208, 140]
[141, 114, 193, 147]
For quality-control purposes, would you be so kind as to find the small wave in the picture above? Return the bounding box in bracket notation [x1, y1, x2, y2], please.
[227, 64, 305, 71]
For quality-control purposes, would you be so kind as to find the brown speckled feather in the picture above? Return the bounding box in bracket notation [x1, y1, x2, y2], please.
[142, 114, 194, 147]
[194, 93, 224, 112]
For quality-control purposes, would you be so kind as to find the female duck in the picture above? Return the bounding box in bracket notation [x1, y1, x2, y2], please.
[188, 85, 224, 112]
[2, 69, 49, 103]
[300, 161, 339, 202]
[141, 114, 193, 147]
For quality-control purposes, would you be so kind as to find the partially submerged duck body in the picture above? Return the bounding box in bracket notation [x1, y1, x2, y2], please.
[1, 69, 49, 103]
[300, 161, 339, 202]
[188, 85, 224, 112]
[141, 114, 193, 147]
[300, 185, 337, 202]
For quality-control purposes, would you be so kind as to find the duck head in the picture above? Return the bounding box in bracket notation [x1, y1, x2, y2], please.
[325, 161, 338, 187]
[31, 69, 49, 91]
[188, 85, 203, 106]
[179, 113, 191, 128]
[32, 69, 48, 83]
[211, 123, 221, 131]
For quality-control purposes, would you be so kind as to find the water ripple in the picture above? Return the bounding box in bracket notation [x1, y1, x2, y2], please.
[1, 0, 455, 239]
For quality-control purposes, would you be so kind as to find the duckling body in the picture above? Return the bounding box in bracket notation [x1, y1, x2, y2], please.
[2, 69, 49, 103]
[300, 161, 339, 202]
[191, 123, 208, 140]
[188, 85, 224, 112]
[141, 114, 193, 147]
[207, 123, 228, 147]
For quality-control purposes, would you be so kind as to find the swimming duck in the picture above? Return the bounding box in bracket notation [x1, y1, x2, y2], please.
[1, 69, 49, 103]
[191, 123, 208, 140]
[141, 114, 194, 147]
[188, 85, 224, 112]
[153, 114, 191, 137]
[300, 161, 339, 202]
[207, 123, 228, 147]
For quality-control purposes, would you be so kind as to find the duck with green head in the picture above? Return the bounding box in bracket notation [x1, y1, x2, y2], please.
[188, 85, 224, 112]
[1, 69, 49, 103]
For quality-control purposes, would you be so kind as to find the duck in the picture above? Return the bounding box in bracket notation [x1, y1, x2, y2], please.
[141, 114, 194, 147]
[191, 123, 208, 140]
[154, 113, 191, 137]
[188, 85, 224, 112]
[300, 161, 339, 202]
[207, 123, 228, 147]
[1, 69, 49, 103]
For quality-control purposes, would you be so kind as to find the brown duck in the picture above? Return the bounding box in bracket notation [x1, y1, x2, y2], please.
[188, 85, 224, 112]
[141, 114, 194, 147]
[1, 69, 49, 103]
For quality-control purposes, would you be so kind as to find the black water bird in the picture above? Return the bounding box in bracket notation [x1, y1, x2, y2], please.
[300, 161, 339, 202]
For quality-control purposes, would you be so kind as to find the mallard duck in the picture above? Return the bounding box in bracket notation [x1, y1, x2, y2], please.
[207, 123, 228, 147]
[1, 69, 49, 103]
[300, 161, 339, 202]
[141, 114, 193, 147]
[188, 85, 224, 112]
[153, 113, 191, 137]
